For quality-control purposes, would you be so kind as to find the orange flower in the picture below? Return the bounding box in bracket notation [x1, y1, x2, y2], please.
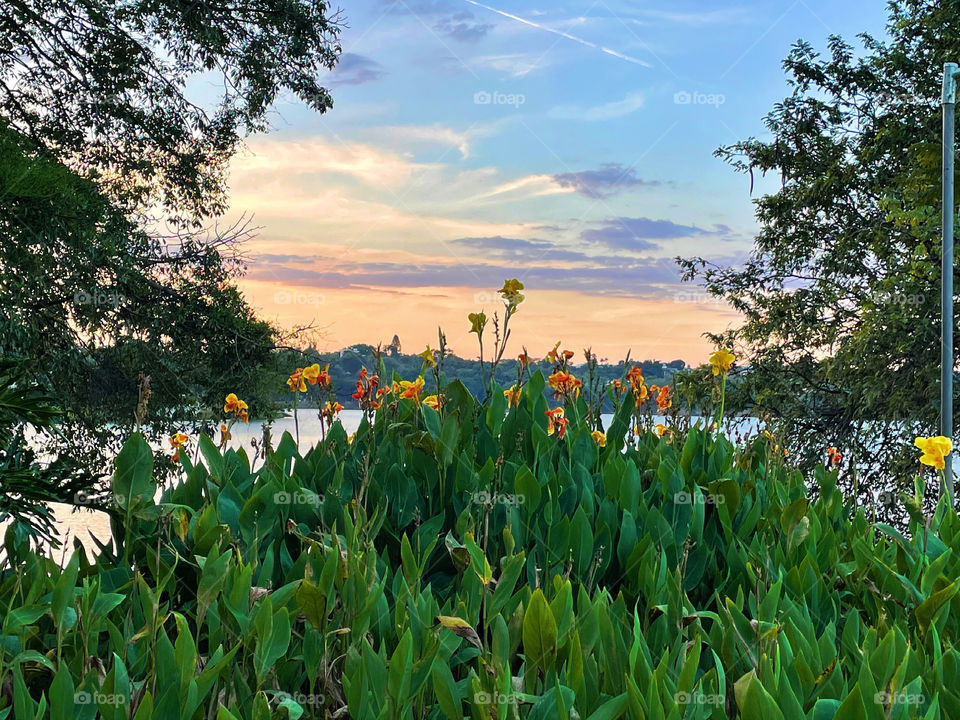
[625, 365, 644, 389]
[321, 401, 344, 426]
[591, 430, 606, 447]
[545, 408, 569, 438]
[504, 384, 522, 407]
[654, 423, 670, 437]
[219, 423, 232, 443]
[517, 351, 532, 368]
[287, 369, 307, 392]
[545, 341, 575, 365]
[422, 394, 442, 410]
[393, 376, 425, 400]
[352, 367, 381, 411]
[547, 370, 582, 400]
[169, 432, 190, 448]
[826, 446, 842, 466]
[303, 362, 331, 387]
[656, 385, 672, 411]
[169, 432, 190, 463]
[223, 394, 249, 422]
[611, 378, 625, 396]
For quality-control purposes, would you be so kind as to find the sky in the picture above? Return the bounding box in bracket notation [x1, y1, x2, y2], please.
[223, 0, 888, 364]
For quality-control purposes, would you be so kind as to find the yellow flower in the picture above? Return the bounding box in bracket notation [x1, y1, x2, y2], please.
[591, 430, 606, 447]
[422, 394, 441, 410]
[224, 393, 248, 414]
[709, 348, 736, 376]
[498, 278, 525, 310]
[468, 312, 487, 334]
[418, 346, 437, 368]
[504, 384, 522, 407]
[286, 370, 307, 392]
[655, 423, 670, 437]
[915, 436, 953, 470]
[303, 363, 331, 387]
[397, 376, 425, 400]
[169, 432, 190, 448]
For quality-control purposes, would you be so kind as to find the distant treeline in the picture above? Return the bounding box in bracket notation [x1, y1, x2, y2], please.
[276, 343, 686, 408]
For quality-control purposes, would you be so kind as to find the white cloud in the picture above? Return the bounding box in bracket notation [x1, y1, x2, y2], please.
[548, 91, 645, 121]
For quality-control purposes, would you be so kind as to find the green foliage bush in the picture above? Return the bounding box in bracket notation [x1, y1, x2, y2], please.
[2, 373, 959, 719]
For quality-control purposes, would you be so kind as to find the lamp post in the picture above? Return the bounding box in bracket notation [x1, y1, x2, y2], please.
[942, 62, 959, 505]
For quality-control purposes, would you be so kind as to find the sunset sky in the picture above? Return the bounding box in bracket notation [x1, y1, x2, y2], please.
[222, 0, 887, 364]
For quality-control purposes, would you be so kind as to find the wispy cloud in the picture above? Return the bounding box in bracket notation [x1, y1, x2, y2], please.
[552, 163, 663, 198]
[461, 0, 652, 67]
[581, 217, 735, 251]
[327, 53, 387, 87]
[377, 0, 494, 42]
[548, 92, 645, 121]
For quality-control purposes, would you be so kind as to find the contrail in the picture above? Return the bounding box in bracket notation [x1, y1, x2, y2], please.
[462, 0, 651, 68]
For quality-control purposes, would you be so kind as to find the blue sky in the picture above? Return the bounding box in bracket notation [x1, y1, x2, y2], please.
[227, 0, 889, 362]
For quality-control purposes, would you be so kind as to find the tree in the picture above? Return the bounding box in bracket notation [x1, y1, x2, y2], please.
[0, 0, 344, 522]
[680, 0, 960, 505]
[1, 0, 342, 222]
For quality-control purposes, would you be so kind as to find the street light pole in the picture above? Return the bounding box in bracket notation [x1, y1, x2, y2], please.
[942, 62, 959, 506]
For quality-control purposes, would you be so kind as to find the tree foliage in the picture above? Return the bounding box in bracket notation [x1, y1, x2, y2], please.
[680, 0, 960, 501]
[1, 0, 343, 221]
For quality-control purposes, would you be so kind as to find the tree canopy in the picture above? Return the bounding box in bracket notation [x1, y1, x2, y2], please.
[681, 0, 960, 500]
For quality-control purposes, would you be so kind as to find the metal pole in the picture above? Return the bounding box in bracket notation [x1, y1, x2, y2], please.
[942, 62, 958, 506]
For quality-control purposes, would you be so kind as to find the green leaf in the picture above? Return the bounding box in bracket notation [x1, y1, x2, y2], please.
[113, 432, 155, 509]
[523, 588, 558, 674]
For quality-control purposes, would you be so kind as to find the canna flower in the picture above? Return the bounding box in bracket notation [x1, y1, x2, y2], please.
[547, 370, 582, 400]
[498, 279, 525, 310]
[321, 401, 344, 426]
[545, 341, 575, 366]
[656, 385, 672, 411]
[591, 430, 606, 447]
[517, 350, 532, 368]
[223, 394, 249, 423]
[396, 376, 425, 400]
[169, 432, 190, 463]
[418, 346, 437, 368]
[468, 312, 487, 335]
[169, 432, 190, 448]
[611, 378, 625, 396]
[709, 348, 736, 376]
[303, 363, 331, 387]
[352, 367, 381, 411]
[655, 423, 670, 437]
[287, 369, 307, 393]
[219, 423, 232, 443]
[915, 436, 953, 470]
[826, 446, 842, 466]
[545, 408, 569, 439]
[422, 394, 442, 410]
[504, 384, 522, 407]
